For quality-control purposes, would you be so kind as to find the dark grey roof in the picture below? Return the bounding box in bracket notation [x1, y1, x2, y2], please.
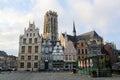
[62, 33, 76, 42]
[77, 30, 103, 40]
[62, 30, 102, 42]
[113, 50, 120, 53]
[0, 51, 8, 56]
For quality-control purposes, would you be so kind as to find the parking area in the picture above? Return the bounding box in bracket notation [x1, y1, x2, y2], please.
[0, 71, 120, 80]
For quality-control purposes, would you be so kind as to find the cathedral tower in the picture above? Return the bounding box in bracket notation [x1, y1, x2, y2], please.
[43, 10, 58, 41]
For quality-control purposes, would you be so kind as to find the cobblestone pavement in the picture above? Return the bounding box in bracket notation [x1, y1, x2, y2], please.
[0, 71, 120, 80]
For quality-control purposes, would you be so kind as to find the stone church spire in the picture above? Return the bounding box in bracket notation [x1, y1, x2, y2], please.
[43, 10, 58, 41]
[73, 21, 76, 36]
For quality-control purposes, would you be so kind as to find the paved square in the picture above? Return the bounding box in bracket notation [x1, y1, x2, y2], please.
[0, 71, 120, 80]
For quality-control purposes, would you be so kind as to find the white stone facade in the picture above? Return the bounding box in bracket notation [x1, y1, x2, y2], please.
[18, 22, 42, 71]
[52, 41, 64, 70]
[52, 42, 64, 61]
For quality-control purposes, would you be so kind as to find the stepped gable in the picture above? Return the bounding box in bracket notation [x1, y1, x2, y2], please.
[77, 30, 102, 40]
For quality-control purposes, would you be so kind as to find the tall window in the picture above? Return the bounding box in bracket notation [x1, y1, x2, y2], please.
[78, 49, 80, 54]
[28, 56, 31, 60]
[85, 49, 88, 54]
[27, 62, 31, 68]
[21, 56, 24, 60]
[20, 62, 24, 68]
[82, 49, 84, 54]
[73, 55, 75, 60]
[34, 38, 37, 43]
[78, 56, 80, 60]
[34, 56, 38, 60]
[29, 38, 32, 44]
[21, 46, 25, 53]
[69, 55, 71, 60]
[30, 29, 32, 31]
[34, 62, 38, 68]
[65, 55, 68, 60]
[35, 46, 38, 53]
[27, 33, 28, 37]
[23, 38, 26, 44]
[81, 42, 84, 47]
[28, 46, 32, 53]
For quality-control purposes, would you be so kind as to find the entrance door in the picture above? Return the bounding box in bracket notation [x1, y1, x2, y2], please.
[44, 61, 48, 70]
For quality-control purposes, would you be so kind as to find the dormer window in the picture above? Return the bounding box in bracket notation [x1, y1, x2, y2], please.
[30, 29, 32, 31]
[23, 38, 26, 44]
[29, 38, 32, 44]
[27, 33, 28, 37]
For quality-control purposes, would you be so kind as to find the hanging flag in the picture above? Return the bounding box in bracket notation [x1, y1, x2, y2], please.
[83, 60, 85, 68]
[79, 61, 81, 67]
[86, 59, 89, 67]
[90, 58, 93, 68]
[78, 60, 80, 67]
[81, 61, 83, 68]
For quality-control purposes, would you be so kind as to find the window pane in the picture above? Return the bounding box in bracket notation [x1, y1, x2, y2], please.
[21, 56, 24, 60]
[35, 46, 38, 53]
[81, 42, 84, 46]
[21, 46, 25, 53]
[78, 49, 80, 54]
[28, 56, 31, 60]
[34, 56, 38, 60]
[34, 38, 37, 43]
[34, 62, 38, 68]
[27, 62, 31, 68]
[23, 38, 26, 44]
[29, 38, 32, 44]
[82, 49, 84, 54]
[28, 46, 32, 53]
[20, 62, 24, 68]
[85, 49, 88, 54]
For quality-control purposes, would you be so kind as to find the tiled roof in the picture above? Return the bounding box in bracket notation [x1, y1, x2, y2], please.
[62, 33, 76, 42]
[0, 51, 8, 56]
[77, 30, 102, 40]
[62, 30, 102, 42]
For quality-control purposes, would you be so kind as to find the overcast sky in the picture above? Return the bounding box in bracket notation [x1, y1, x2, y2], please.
[0, 0, 120, 56]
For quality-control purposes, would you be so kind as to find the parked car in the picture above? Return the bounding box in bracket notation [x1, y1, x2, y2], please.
[0, 67, 3, 71]
[0, 66, 12, 71]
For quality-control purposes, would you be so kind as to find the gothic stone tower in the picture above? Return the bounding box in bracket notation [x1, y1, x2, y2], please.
[43, 10, 58, 41]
